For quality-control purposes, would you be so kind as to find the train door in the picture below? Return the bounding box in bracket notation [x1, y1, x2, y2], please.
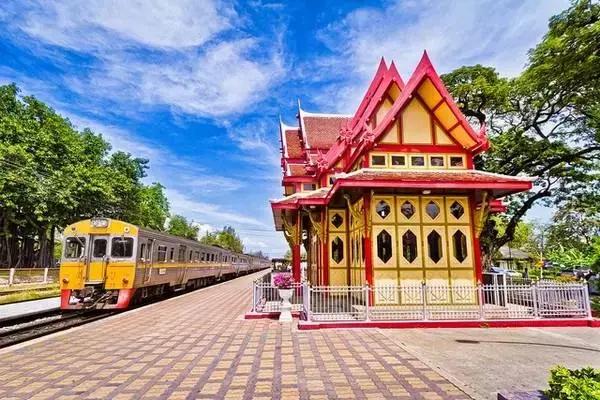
[141, 239, 154, 284]
[87, 235, 109, 283]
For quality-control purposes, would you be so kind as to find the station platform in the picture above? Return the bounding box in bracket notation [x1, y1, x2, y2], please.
[0, 297, 60, 323]
[0, 271, 469, 400]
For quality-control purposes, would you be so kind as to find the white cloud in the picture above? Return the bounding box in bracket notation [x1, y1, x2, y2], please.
[19, 0, 232, 50]
[315, 0, 570, 113]
[7, 0, 285, 118]
[227, 118, 281, 167]
[165, 188, 269, 228]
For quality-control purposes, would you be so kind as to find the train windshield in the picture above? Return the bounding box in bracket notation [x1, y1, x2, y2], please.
[64, 237, 86, 259]
[111, 237, 134, 258]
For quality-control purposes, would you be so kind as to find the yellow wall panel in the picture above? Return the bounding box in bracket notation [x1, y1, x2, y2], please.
[450, 125, 477, 148]
[401, 98, 432, 144]
[422, 225, 448, 269]
[329, 233, 347, 268]
[417, 78, 442, 109]
[421, 196, 446, 224]
[450, 269, 476, 286]
[435, 123, 454, 145]
[381, 120, 399, 143]
[372, 225, 397, 269]
[328, 209, 346, 232]
[447, 226, 474, 268]
[397, 226, 423, 269]
[371, 196, 396, 224]
[329, 268, 348, 286]
[389, 82, 402, 100]
[376, 98, 393, 128]
[434, 103, 457, 130]
[445, 197, 470, 224]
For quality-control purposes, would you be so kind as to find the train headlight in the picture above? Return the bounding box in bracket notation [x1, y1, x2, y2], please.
[122, 278, 129, 284]
[62, 278, 69, 284]
[90, 218, 109, 228]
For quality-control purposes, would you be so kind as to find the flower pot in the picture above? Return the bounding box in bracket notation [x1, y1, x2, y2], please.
[278, 288, 293, 322]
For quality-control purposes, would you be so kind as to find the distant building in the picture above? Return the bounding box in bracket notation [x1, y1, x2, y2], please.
[270, 52, 533, 300]
[495, 246, 533, 270]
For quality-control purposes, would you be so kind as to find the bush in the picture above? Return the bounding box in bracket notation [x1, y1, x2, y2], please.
[545, 366, 600, 399]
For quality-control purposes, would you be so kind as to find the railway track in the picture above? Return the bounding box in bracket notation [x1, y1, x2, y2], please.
[0, 311, 114, 348]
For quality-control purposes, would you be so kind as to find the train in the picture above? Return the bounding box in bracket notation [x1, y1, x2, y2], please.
[59, 218, 270, 310]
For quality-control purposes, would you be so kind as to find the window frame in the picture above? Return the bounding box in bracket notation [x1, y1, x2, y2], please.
[448, 154, 466, 169]
[389, 153, 407, 168]
[370, 153, 387, 167]
[428, 154, 446, 168]
[63, 237, 87, 259]
[110, 236, 135, 259]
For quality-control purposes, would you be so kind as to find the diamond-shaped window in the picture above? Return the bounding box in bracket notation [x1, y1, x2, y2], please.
[425, 201, 440, 219]
[452, 230, 468, 262]
[400, 201, 416, 219]
[402, 230, 418, 263]
[332, 237, 344, 263]
[427, 230, 443, 263]
[376, 200, 391, 219]
[331, 213, 343, 228]
[450, 201, 465, 220]
[377, 230, 392, 263]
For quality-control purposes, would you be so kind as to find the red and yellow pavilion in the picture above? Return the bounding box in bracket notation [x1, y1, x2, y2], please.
[271, 52, 532, 297]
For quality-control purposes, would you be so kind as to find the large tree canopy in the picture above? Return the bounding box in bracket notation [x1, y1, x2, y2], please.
[200, 226, 244, 254]
[442, 0, 600, 263]
[0, 84, 170, 268]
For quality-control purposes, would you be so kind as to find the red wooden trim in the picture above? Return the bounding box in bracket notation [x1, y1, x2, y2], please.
[447, 120, 461, 133]
[338, 179, 532, 191]
[298, 318, 598, 330]
[431, 97, 445, 112]
[363, 193, 373, 286]
[470, 193, 483, 283]
[373, 144, 462, 153]
[322, 208, 329, 286]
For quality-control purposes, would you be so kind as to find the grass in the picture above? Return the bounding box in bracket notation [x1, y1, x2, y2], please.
[0, 285, 60, 305]
[0, 283, 59, 295]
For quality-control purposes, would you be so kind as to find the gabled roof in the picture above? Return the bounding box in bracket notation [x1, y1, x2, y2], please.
[298, 108, 351, 150]
[323, 51, 489, 173]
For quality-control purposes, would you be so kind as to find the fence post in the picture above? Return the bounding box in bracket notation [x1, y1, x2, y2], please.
[421, 281, 428, 321]
[532, 281, 540, 319]
[477, 283, 484, 320]
[583, 282, 593, 319]
[43, 267, 49, 284]
[364, 285, 370, 321]
[303, 282, 311, 321]
[252, 281, 257, 313]
[8, 268, 15, 286]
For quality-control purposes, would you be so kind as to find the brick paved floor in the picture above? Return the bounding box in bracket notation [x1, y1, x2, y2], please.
[0, 272, 470, 400]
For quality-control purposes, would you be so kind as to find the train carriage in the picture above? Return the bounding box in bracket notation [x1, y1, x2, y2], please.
[59, 218, 269, 310]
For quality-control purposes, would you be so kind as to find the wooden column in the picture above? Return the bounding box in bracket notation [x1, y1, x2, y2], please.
[322, 208, 329, 285]
[363, 193, 373, 286]
[292, 211, 302, 281]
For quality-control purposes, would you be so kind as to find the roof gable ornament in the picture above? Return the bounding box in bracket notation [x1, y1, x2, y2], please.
[337, 121, 354, 145]
[362, 124, 376, 148]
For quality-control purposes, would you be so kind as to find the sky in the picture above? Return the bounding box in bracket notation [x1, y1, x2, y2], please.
[0, 0, 570, 257]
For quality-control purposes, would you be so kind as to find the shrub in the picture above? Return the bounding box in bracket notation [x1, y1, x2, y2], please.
[545, 366, 600, 399]
[272, 273, 294, 289]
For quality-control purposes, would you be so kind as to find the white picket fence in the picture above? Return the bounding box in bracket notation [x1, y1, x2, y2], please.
[251, 279, 592, 322]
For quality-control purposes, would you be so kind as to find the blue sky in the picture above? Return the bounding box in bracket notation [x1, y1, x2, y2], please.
[0, 0, 569, 257]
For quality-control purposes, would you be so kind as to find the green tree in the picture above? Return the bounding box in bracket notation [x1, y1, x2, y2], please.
[0, 83, 170, 267]
[167, 215, 199, 240]
[442, 0, 600, 263]
[200, 226, 244, 253]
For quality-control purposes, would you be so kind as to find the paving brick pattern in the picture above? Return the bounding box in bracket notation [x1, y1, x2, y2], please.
[0, 272, 470, 399]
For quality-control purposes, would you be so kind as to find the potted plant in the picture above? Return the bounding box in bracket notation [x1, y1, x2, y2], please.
[273, 273, 294, 322]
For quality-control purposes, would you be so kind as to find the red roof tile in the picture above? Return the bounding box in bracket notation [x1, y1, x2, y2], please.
[338, 169, 532, 184]
[284, 129, 303, 158]
[288, 164, 308, 176]
[302, 115, 351, 149]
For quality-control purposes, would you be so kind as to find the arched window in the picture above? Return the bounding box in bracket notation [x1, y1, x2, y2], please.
[377, 230, 392, 263]
[452, 231, 468, 262]
[402, 230, 418, 263]
[427, 230, 443, 263]
[332, 237, 344, 263]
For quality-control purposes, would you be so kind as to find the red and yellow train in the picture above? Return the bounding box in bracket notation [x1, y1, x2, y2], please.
[59, 218, 269, 310]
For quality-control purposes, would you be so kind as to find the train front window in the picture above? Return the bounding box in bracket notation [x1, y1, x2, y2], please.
[64, 237, 86, 259]
[93, 239, 107, 258]
[111, 237, 134, 258]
